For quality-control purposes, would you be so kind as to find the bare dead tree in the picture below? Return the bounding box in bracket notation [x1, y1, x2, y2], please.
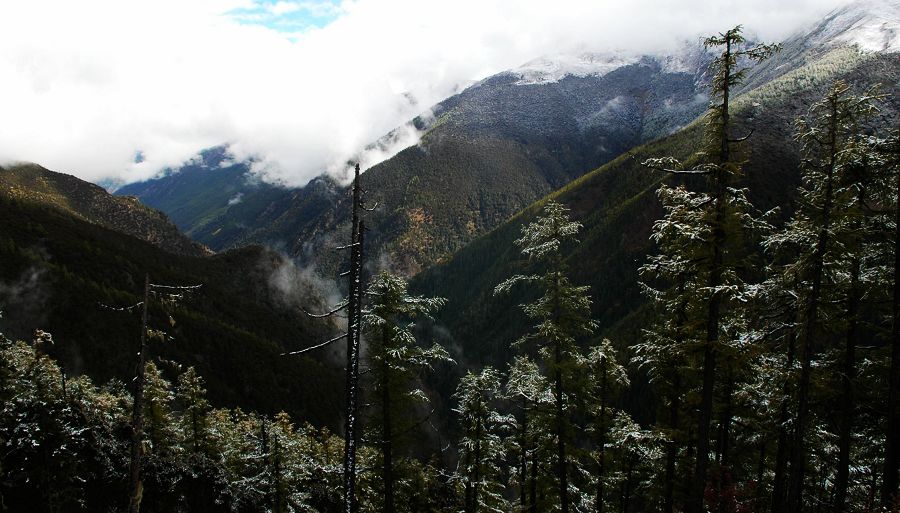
[283, 162, 370, 513]
[100, 275, 202, 513]
[128, 274, 149, 513]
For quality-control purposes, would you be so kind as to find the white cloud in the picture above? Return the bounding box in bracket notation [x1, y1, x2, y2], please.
[0, 0, 850, 187]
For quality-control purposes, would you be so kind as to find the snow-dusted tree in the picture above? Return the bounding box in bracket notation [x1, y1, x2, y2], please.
[634, 183, 709, 513]
[177, 367, 212, 455]
[137, 361, 181, 512]
[495, 200, 597, 513]
[454, 366, 512, 513]
[606, 411, 662, 513]
[362, 271, 452, 513]
[875, 125, 900, 509]
[763, 81, 881, 512]
[504, 355, 552, 513]
[2, 336, 79, 509]
[174, 367, 227, 511]
[263, 412, 318, 512]
[580, 339, 630, 513]
[642, 26, 778, 513]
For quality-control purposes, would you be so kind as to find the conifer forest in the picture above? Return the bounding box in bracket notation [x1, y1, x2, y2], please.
[2, 3, 900, 513]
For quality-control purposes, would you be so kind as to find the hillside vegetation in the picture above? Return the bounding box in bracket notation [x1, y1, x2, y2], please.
[0, 195, 343, 428]
[414, 48, 900, 372]
[1, 163, 210, 257]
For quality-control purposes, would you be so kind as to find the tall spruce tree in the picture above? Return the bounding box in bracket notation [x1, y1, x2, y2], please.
[635, 184, 708, 513]
[642, 26, 778, 513]
[362, 271, 451, 513]
[762, 81, 881, 512]
[504, 355, 551, 513]
[582, 339, 630, 513]
[878, 126, 900, 509]
[495, 200, 597, 513]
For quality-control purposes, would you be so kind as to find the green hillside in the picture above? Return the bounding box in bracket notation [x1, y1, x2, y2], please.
[1, 163, 210, 258]
[414, 48, 900, 372]
[0, 195, 344, 428]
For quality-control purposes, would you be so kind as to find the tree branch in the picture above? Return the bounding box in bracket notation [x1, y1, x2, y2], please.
[302, 302, 348, 318]
[728, 128, 754, 143]
[281, 332, 348, 356]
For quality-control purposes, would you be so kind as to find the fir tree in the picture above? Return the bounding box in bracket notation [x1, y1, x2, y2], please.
[581, 339, 630, 513]
[362, 271, 451, 513]
[454, 367, 512, 513]
[877, 125, 900, 509]
[642, 26, 778, 513]
[504, 355, 552, 513]
[763, 81, 881, 512]
[495, 200, 597, 513]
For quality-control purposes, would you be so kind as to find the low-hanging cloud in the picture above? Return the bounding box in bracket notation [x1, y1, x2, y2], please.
[0, 0, 850, 187]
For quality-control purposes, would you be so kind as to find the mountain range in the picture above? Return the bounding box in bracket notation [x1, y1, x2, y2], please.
[3, 0, 899, 423]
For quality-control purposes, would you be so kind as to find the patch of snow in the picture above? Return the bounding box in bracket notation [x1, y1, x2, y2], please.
[810, 0, 900, 52]
[510, 52, 639, 85]
[655, 39, 709, 74]
[227, 192, 243, 206]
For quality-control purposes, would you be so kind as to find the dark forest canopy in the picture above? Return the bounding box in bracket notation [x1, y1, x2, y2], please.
[2, 23, 900, 513]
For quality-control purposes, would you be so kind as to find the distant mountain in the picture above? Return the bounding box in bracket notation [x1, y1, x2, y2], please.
[117, 0, 899, 280]
[412, 7, 900, 375]
[738, 0, 900, 92]
[119, 46, 716, 274]
[1, 163, 211, 257]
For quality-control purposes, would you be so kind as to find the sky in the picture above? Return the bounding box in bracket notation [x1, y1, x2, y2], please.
[0, 0, 851, 188]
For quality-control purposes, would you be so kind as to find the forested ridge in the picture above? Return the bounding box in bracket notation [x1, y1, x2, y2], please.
[3, 21, 900, 513]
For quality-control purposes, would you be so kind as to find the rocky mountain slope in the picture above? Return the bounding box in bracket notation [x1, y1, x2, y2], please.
[1, 163, 211, 257]
[119, 45, 716, 274]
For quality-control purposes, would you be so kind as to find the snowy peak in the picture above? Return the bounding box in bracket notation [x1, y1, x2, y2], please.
[510, 53, 641, 85]
[808, 0, 900, 52]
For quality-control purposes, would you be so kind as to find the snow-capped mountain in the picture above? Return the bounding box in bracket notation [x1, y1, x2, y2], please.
[119, 0, 899, 276]
[809, 0, 900, 52]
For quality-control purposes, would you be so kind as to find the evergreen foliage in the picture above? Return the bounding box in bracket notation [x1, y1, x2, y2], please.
[495, 200, 598, 513]
[4, 17, 900, 513]
[453, 366, 511, 513]
[362, 271, 452, 513]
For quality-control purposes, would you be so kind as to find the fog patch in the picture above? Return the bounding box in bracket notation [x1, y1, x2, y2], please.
[227, 192, 244, 206]
[0, 266, 51, 338]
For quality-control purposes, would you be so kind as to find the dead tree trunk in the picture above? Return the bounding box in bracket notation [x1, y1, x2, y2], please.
[128, 274, 150, 513]
[343, 164, 365, 513]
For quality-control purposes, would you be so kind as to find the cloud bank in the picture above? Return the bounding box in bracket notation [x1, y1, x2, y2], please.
[0, 0, 849, 187]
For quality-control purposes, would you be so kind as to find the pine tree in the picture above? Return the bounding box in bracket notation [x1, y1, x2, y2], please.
[504, 355, 552, 513]
[634, 184, 708, 513]
[495, 200, 597, 513]
[762, 81, 881, 512]
[362, 271, 451, 513]
[581, 339, 630, 513]
[177, 367, 212, 455]
[606, 411, 662, 513]
[454, 367, 512, 513]
[878, 125, 900, 509]
[642, 26, 778, 513]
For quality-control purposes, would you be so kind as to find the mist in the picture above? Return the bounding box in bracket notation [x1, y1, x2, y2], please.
[0, 0, 850, 187]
